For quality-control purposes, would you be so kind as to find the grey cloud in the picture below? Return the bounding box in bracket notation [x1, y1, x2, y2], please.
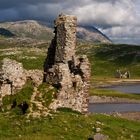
[0, 0, 65, 9]
[0, 9, 19, 21]
[0, 0, 139, 44]
[0, 0, 137, 26]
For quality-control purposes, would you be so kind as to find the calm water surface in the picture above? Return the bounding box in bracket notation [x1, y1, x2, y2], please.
[89, 84, 140, 113]
[89, 103, 140, 113]
[103, 84, 140, 94]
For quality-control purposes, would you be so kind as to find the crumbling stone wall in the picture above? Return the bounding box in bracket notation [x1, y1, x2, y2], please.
[115, 69, 130, 79]
[0, 58, 26, 103]
[0, 76, 12, 106]
[44, 14, 91, 113]
[0, 58, 26, 106]
[0, 58, 43, 106]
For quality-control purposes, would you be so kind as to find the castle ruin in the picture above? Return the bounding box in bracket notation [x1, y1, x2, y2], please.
[44, 14, 91, 113]
[0, 14, 91, 114]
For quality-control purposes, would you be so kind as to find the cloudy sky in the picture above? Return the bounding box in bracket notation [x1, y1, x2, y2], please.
[0, 0, 140, 44]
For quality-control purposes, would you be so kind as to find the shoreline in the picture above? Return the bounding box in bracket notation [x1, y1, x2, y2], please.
[112, 112, 140, 121]
[89, 96, 140, 104]
[90, 79, 140, 104]
[92, 79, 140, 88]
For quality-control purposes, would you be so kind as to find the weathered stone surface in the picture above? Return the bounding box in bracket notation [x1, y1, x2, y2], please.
[0, 58, 26, 106]
[0, 79, 12, 107]
[44, 14, 91, 113]
[0, 58, 25, 106]
[55, 15, 77, 63]
[0, 14, 91, 115]
[2, 58, 26, 89]
[26, 70, 43, 86]
[0, 82, 11, 97]
[114, 70, 130, 79]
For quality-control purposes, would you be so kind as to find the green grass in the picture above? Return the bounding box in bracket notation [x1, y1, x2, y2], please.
[1, 42, 140, 77]
[0, 111, 140, 140]
[2, 80, 34, 114]
[0, 35, 5, 40]
[0, 47, 46, 70]
[90, 88, 140, 100]
[19, 55, 46, 70]
[37, 83, 57, 107]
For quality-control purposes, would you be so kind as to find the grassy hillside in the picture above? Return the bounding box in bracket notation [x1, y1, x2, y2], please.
[1, 41, 140, 79]
[0, 111, 140, 140]
[0, 42, 140, 139]
[77, 43, 140, 81]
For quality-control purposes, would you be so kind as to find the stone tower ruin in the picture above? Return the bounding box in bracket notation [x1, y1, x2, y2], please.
[44, 14, 91, 113]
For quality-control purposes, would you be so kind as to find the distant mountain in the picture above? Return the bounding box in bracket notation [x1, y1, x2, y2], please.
[0, 20, 112, 43]
[77, 26, 112, 43]
[0, 20, 53, 40]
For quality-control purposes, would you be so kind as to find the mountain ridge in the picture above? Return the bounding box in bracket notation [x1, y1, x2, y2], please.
[0, 20, 112, 43]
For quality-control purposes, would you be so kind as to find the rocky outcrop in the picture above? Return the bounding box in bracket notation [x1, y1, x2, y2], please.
[44, 14, 91, 113]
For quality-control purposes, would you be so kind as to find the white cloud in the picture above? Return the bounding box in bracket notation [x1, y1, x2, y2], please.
[68, 0, 137, 27]
[102, 26, 140, 37]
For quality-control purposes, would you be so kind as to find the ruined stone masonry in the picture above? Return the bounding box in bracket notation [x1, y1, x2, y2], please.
[44, 14, 91, 113]
[0, 14, 91, 114]
[0, 58, 26, 104]
[0, 58, 43, 106]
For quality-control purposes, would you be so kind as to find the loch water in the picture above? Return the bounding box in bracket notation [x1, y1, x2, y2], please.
[89, 84, 140, 113]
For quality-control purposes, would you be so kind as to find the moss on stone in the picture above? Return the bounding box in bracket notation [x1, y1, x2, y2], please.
[37, 83, 57, 107]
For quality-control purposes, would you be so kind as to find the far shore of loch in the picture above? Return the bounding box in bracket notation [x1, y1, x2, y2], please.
[90, 79, 140, 104]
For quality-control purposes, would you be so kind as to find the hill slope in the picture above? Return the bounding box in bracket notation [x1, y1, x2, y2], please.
[77, 26, 111, 43]
[0, 20, 111, 43]
[77, 43, 140, 80]
[0, 20, 53, 40]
